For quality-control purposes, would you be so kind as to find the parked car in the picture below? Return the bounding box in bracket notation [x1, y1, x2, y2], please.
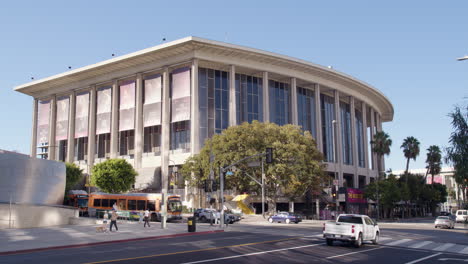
[268, 212, 302, 224]
[323, 214, 380, 248]
[455, 210, 468, 223]
[434, 216, 455, 229]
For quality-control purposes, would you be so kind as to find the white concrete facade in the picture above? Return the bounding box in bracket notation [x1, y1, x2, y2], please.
[15, 36, 393, 195]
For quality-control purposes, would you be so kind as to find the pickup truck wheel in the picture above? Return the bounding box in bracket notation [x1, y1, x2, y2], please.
[285, 219, 290, 224]
[268, 217, 273, 223]
[326, 239, 333, 246]
[354, 233, 363, 248]
[372, 232, 379, 245]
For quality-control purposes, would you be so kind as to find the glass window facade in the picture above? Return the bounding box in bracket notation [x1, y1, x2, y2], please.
[170, 68, 191, 153]
[269, 80, 290, 126]
[198, 68, 229, 145]
[355, 109, 365, 168]
[321, 94, 335, 162]
[340, 101, 353, 165]
[235, 74, 263, 124]
[297, 87, 316, 139]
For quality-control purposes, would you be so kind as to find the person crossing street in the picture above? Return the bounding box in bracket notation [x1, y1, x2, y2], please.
[144, 209, 151, 227]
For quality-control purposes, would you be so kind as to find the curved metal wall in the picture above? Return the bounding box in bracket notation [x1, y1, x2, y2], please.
[0, 150, 66, 205]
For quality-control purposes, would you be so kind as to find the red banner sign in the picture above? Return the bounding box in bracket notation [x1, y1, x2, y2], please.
[346, 188, 366, 204]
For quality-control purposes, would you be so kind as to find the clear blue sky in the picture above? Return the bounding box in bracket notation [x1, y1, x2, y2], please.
[1, 1, 467, 171]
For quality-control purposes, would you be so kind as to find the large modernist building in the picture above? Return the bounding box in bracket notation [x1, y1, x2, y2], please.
[15, 36, 393, 210]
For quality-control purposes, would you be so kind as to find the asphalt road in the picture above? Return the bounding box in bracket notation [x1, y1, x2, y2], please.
[1, 222, 467, 264]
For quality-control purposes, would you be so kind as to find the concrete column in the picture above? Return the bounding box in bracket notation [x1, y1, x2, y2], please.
[314, 85, 323, 152]
[229, 65, 236, 127]
[370, 108, 377, 172]
[334, 90, 343, 186]
[66, 92, 76, 163]
[262, 72, 270, 122]
[135, 73, 143, 169]
[110, 80, 119, 158]
[361, 103, 370, 183]
[290, 78, 298, 125]
[161, 67, 170, 228]
[48, 96, 57, 160]
[31, 99, 38, 158]
[87, 87, 97, 168]
[350, 97, 359, 187]
[190, 59, 199, 154]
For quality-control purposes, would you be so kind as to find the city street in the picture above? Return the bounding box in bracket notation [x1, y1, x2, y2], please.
[1, 218, 466, 264]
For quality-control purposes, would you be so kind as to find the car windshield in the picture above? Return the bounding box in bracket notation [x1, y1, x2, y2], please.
[337, 216, 363, 224]
[437, 216, 449, 220]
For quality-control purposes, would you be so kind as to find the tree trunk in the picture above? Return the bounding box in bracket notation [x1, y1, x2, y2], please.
[405, 158, 410, 176]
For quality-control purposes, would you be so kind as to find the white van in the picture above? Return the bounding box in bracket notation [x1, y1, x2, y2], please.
[455, 210, 467, 223]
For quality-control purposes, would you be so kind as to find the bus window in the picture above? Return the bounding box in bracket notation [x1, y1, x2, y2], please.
[118, 199, 126, 210]
[94, 199, 101, 207]
[168, 200, 182, 212]
[110, 199, 117, 208]
[77, 198, 88, 208]
[137, 200, 146, 210]
[102, 199, 109, 207]
[148, 200, 155, 211]
[128, 200, 137, 210]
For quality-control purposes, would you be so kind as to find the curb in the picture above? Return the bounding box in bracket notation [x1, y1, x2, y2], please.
[0, 230, 224, 256]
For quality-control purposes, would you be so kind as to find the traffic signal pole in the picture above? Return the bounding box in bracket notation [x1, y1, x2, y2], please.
[261, 156, 265, 218]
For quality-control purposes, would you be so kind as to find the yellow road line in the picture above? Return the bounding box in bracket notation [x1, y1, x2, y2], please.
[83, 236, 302, 264]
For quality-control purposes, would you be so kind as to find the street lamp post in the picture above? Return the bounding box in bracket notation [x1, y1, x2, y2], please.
[331, 120, 339, 212]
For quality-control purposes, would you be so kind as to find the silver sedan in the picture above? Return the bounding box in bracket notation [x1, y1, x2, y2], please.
[434, 216, 455, 229]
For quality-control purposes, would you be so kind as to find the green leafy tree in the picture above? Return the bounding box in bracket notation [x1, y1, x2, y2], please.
[364, 175, 401, 219]
[401, 136, 420, 176]
[425, 145, 442, 185]
[91, 159, 137, 193]
[65, 162, 83, 194]
[180, 121, 326, 213]
[445, 105, 468, 204]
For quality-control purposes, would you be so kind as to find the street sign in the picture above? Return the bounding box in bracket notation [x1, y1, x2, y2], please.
[247, 160, 260, 167]
[226, 171, 234, 176]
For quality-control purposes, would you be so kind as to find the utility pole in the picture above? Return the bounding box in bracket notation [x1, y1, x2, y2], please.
[219, 167, 225, 229]
[261, 156, 265, 218]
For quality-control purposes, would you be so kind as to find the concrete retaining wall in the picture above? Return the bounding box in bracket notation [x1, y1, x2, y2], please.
[0, 204, 78, 229]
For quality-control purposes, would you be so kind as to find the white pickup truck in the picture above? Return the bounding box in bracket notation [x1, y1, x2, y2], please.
[323, 214, 380, 248]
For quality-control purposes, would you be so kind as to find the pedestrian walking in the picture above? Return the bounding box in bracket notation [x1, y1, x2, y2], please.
[139, 211, 143, 223]
[144, 209, 151, 227]
[110, 210, 118, 231]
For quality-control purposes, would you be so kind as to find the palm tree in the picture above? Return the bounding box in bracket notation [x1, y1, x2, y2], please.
[425, 145, 442, 185]
[371, 131, 392, 175]
[401, 136, 421, 177]
[370, 131, 392, 220]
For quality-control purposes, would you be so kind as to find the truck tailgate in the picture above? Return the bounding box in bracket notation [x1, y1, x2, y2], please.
[324, 222, 354, 236]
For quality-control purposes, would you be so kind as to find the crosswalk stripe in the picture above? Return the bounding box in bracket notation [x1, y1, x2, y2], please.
[384, 238, 412, 246]
[409, 241, 432, 249]
[379, 237, 392, 241]
[432, 243, 455, 251]
[460, 246, 468, 254]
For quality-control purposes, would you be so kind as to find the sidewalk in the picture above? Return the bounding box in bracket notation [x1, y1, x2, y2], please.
[0, 218, 223, 255]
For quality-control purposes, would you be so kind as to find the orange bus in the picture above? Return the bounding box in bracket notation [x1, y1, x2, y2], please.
[87, 192, 182, 221]
[67, 190, 89, 216]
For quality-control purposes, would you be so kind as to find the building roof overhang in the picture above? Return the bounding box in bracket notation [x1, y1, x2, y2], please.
[14, 36, 394, 121]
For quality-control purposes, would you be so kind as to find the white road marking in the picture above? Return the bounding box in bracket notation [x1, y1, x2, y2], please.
[179, 243, 322, 264]
[405, 253, 442, 264]
[379, 236, 392, 241]
[384, 238, 412, 246]
[460, 246, 468, 254]
[438, 257, 468, 262]
[325, 246, 385, 259]
[408, 241, 432, 249]
[433, 243, 456, 251]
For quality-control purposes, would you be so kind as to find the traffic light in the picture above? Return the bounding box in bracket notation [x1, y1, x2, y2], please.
[266, 148, 273, 164]
[212, 180, 218, 191]
[331, 186, 337, 199]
